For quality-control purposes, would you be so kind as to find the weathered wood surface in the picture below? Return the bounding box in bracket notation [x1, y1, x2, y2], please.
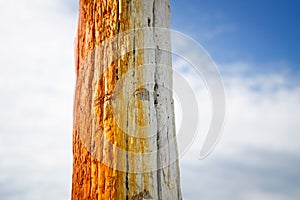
[72, 0, 182, 199]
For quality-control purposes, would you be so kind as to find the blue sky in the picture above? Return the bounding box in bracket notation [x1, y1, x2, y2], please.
[0, 0, 300, 200]
[172, 0, 300, 67]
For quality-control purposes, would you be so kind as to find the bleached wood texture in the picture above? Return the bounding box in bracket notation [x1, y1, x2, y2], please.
[72, 0, 182, 199]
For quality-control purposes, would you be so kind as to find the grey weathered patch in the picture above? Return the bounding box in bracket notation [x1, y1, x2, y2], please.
[135, 88, 150, 101]
[132, 190, 152, 200]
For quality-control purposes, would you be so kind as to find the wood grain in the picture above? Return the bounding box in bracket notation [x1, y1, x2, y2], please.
[72, 1, 182, 199]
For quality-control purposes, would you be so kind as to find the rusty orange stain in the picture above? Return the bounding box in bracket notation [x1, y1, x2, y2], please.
[72, 0, 152, 199]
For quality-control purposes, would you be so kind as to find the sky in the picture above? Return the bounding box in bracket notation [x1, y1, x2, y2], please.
[0, 0, 300, 199]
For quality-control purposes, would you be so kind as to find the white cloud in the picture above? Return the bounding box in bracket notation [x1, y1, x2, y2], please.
[0, 0, 77, 199]
[175, 61, 300, 199]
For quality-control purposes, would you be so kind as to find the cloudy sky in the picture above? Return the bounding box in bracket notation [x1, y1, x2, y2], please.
[0, 0, 300, 199]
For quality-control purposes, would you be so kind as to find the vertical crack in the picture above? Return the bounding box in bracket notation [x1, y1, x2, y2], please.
[117, 0, 121, 34]
[125, 100, 129, 200]
[152, 0, 155, 27]
[152, 1, 162, 199]
[133, 26, 136, 75]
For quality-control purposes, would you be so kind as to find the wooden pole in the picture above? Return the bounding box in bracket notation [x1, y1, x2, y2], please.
[72, 0, 182, 199]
